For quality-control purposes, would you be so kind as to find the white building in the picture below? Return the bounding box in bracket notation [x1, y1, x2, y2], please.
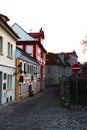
[0, 14, 18, 104]
[46, 52, 64, 86]
[46, 51, 78, 86]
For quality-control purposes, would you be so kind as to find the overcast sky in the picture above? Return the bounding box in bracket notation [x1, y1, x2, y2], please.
[1, 0, 87, 63]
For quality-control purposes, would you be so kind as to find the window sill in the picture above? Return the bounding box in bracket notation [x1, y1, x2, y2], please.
[6, 89, 12, 91]
[0, 53, 3, 56]
[7, 56, 13, 59]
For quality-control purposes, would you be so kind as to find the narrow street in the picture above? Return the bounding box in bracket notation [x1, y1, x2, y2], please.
[0, 86, 87, 130]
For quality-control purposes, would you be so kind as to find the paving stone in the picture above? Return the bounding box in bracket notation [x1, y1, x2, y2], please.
[0, 87, 87, 130]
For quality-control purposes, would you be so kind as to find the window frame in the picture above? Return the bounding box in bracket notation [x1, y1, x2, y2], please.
[7, 74, 12, 90]
[0, 36, 3, 55]
[7, 42, 13, 59]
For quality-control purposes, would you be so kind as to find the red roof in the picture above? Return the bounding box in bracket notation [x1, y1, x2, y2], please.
[29, 32, 40, 39]
[64, 51, 77, 59]
[17, 40, 47, 53]
[46, 52, 64, 66]
[28, 28, 45, 40]
[46, 51, 77, 66]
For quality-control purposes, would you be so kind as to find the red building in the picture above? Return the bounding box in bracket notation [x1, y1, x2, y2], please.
[12, 24, 47, 91]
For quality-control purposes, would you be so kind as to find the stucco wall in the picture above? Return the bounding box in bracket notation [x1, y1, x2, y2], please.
[0, 27, 16, 68]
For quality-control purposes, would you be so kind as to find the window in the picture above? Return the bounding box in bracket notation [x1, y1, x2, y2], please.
[19, 84, 22, 96]
[3, 83, 6, 90]
[19, 62, 24, 73]
[26, 45, 33, 56]
[8, 42, 10, 57]
[37, 65, 40, 74]
[4, 73, 6, 80]
[24, 63, 27, 73]
[7, 75, 12, 90]
[10, 75, 12, 89]
[47, 67, 52, 74]
[38, 48, 40, 54]
[29, 65, 32, 74]
[26, 83, 28, 92]
[7, 42, 13, 58]
[33, 66, 36, 73]
[19, 76, 24, 83]
[7, 75, 9, 90]
[11, 44, 13, 58]
[32, 66, 34, 74]
[27, 64, 29, 73]
[23, 83, 26, 94]
[0, 36, 3, 54]
[37, 48, 41, 61]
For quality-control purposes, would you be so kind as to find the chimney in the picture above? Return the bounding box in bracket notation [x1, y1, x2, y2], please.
[0, 14, 9, 22]
[39, 27, 45, 39]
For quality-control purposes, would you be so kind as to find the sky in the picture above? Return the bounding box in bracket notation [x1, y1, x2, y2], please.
[1, 0, 87, 63]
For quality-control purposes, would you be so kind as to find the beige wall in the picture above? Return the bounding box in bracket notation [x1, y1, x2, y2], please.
[0, 27, 16, 68]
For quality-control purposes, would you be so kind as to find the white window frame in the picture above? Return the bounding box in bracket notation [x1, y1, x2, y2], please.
[7, 42, 13, 58]
[7, 74, 12, 90]
[26, 45, 33, 56]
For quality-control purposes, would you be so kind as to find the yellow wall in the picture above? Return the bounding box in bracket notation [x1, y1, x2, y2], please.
[15, 58, 29, 100]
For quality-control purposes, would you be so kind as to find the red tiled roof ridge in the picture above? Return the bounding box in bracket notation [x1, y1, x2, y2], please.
[28, 28, 45, 39]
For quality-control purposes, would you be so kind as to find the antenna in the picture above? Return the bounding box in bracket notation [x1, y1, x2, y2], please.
[29, 26, 32, 32]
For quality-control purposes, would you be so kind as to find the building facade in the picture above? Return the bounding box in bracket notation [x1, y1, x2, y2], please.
[46, 51, 78, 86]
[15, 47, 39, 99]
[0, 14, 18, 104]
[46, 52, 64, 86]
[12, 24, 47, 91]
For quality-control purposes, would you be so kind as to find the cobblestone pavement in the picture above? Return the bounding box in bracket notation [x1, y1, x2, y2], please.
[0, 87, 87, 130]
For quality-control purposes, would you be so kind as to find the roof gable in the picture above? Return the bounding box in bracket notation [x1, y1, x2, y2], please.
[0, 15, 19, 40]
[46, 52, 64, 66]
[64, 51, 77, 59]
[12, 23, 36, 41]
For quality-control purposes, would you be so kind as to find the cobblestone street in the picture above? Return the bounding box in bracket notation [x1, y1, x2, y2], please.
[0, 86, 87, 130]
